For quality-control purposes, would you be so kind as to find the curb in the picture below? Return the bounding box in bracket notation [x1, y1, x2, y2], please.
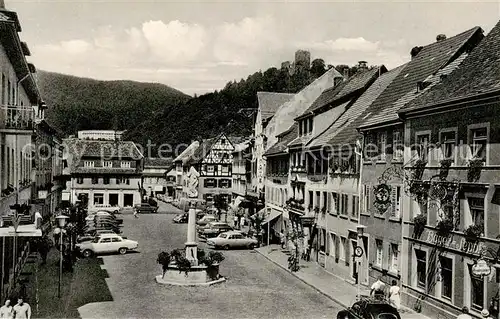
[254, 248, 349, 309]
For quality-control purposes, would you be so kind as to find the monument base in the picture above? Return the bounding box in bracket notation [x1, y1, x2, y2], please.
[155, 264, 225, 287]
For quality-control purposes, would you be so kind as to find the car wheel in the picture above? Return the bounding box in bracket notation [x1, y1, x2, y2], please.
[223, 245, 230, 250]
[114, 210, 118, 214]
[83, 249, 93, 258]
[248, 243, 255, 250]
[118, 247, 128, 255]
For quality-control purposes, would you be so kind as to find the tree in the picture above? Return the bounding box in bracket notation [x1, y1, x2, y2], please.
[310, 58, 326, 78]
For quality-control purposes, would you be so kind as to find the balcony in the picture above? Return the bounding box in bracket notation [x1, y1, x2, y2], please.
[0, 105, 34, 132]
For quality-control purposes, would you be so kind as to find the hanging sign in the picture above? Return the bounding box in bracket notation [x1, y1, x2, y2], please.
[472, 259, 491, 276]
[373, 184, 392, 213]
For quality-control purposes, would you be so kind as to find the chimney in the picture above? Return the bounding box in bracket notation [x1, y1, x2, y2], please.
[0, 0, 4, 9]
[436, 34, 447, 42]
[343, 68, 349, 80]
[358, 61, 368, 72]
[410, 46, 423, 60]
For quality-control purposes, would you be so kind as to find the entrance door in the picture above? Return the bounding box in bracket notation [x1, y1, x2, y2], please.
[109, 194, 119, 206]
[123, 194, 134, 207]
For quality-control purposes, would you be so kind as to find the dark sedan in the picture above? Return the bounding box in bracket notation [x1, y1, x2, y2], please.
[337, 298, 401, 319]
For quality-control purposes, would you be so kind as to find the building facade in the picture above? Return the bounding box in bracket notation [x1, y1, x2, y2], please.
[142, 157, 173, 197]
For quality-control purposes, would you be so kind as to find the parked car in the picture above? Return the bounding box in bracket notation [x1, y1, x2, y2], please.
[77, 229, 118, 243]
[165, 196, 173, 203]
[135, 203, 158, 214]
[173, 213, 188, 223]
[196, 215, 217, 228]
[88, 205, 121, 214]
[206, 231, 258, 249]
[336, 298, 401, 319]
[199, 222, 233, 239]
[76, 234, 138, 258]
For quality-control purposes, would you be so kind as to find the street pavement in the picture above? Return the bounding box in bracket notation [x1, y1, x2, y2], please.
[78, 203, 343, 318]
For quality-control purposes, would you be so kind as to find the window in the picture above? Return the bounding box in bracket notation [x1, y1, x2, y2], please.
[84, 161, 94, 168]
[121, 161, 131, 168]
[93, 193, 104, 205]
[92, 177, 99, 184]
[440, 130, 456, 161]
[468, 197, 484, 232]
[375, 239, 383, 267]
[363, 185, 371, 213]
[377, 131, 387, 161]
[219, 179, 231, 188]
[469, 126, 488, 161]
[416, 133, 430, 161]
[392, 131, 403, 161]
[203, 193, 214, 202]
[207, 165, 214, 174]
[389, 244, 398, 273]
[331, 192, 339, 214]
[100, 238, 112, 243]
[391, 186, 401, 218]
[341, 194, 349, 215]
[339, 237, 346, 261]
[124, 178, 130, 185]
[470, 264, 484, 310]
[440, 257, 453, 300]
[352, 195, 359, 218]
[116, 177, 121, 185]
[204, 179, 216, 188]
[221, 165, 229, 175]
[103, 177, 110, 185]
[103, 161, 113, 168]
[415, 249, 427, 289]
[111, 238, 122, 242]
[76, 177, 84, 184]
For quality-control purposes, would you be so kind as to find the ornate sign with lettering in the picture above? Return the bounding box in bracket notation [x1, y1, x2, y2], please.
[472, 259, 491, 276]
[373, 184, 391, 213]
[426, 231, 487, 255]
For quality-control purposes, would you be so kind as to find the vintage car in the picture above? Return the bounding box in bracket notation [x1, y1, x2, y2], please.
[134, 203, 158, 214]
[196, 215, 217, 228]
[336, 298, 401, 319]
[76, 234, 138, 257]
[198, 222, 233, 239]
[206, 231, 257, 250]
[77, 229, 119, 243]
[87, 205, 121, 215]
[173, 213, 188, 223]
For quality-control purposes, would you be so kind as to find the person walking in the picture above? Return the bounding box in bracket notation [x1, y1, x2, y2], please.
[481, 309, 494, 319]
[133, 207, 138, 219]
[12, 298, 30, 319]
[0, 299, 13, 319]
[280, 231, 286, 249]
[388, 280, 401, 310]
[370, 276, 386, 300]
[233, 215, 239, 229]
[457, 306, 472, 319]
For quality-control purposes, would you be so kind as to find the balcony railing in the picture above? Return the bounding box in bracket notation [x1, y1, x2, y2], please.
[0, 105, 35, 130]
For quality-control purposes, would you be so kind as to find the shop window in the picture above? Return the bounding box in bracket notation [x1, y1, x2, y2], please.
[375, 239, 383, 267]
[93, 193, 104, 205]
[440, 257, 453, 300]
[415, 249, 427, 289]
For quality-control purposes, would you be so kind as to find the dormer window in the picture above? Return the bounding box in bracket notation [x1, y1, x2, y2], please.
[84, 161, 94, 168]
[121, 161, 131, 168]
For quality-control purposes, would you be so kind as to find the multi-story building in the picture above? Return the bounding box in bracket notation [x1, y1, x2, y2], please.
[142, 157, 173, 197]
[173, 140, 199, 200]
[231, 138, 251, 200]
[356, 27, 484, 297]
[290, 63, 386, 280]
[396, 21, 500, 319]
[62, 132, 144, 207]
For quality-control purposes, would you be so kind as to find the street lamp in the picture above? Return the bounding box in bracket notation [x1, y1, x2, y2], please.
[55, 215, 69, 298]
[356, 225, 366, 301]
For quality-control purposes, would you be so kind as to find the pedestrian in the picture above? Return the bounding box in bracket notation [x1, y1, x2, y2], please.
[234, 215, 239, 229]
[240, 215, 245, 228]
[370, 276, 386, 300]
[457, 306, 472, 319]
[388, 280, 401, 310]
[12, 298, 30, 319]
[481, 309, 494, 319]
[0, 299, 13, 319]
[133, 207, 138, 219]
[280, 231, 286, 249]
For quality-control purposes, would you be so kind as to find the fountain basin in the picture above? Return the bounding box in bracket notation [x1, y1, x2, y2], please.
[155, 264, 226, 286]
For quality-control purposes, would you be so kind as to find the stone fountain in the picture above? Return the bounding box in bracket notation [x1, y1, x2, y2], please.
[155, 207, 226, 286]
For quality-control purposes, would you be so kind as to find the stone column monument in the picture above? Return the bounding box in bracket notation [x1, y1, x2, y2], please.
[185, 207, 198, 266]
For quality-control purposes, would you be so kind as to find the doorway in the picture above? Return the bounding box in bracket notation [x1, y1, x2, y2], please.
[124, 194, 134, 207]
[109, 193, 119, 206]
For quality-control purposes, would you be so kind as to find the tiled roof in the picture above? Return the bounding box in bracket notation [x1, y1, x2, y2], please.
[303, 67, 384, 117]
[144, 157, 173, 168]
[257, 92, 295, 122]
[186, 138, 217, 166]
[288, 133, 314, 148]
[401, 20, 500, 113]
[358, 26, 483, 130]
[174, 141, 199, 163]
[64, 138, 143, 159]
[71, 168, 140, 175]
[309, 65, 406, 148]
[265, 124, 298, 156]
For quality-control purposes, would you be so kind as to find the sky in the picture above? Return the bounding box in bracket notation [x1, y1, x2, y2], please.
[6, 0, 500, 96]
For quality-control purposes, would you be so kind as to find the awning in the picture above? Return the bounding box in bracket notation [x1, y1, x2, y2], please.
[262, 209, 282, 225]
[0, 224, 42, 237]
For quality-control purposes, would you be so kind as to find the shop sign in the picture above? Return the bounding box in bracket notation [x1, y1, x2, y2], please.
[373, 184, 392, 213]
[472, 259, 491, 276]
[426, 231, 487, 255]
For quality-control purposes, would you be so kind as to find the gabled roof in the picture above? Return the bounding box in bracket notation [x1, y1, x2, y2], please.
[311, 64, 406, 148]
[257, 92, 295, 122]
[357, 26, 483, 130]
[144, 157, 173, 168]
[186, 138, 217, 166]
[401, 20, 500, 114]
[264, 124, 298, 156]
[64, 138, 143, 159]
[174, 141, 199, 164]
[300, 66, 385, 119]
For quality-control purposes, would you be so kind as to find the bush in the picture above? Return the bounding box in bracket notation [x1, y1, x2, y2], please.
[157, 252, 170, 275]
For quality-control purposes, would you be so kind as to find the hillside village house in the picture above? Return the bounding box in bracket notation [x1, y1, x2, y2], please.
[62, 131, 144, 207]
[289, 63, 387, 281]
[356, 27, 484, 304]
[395, 22, 500, 319]
[142, 157, 173, 197]
[231, 139, 252, 210]
[261, 67, 343, 245]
